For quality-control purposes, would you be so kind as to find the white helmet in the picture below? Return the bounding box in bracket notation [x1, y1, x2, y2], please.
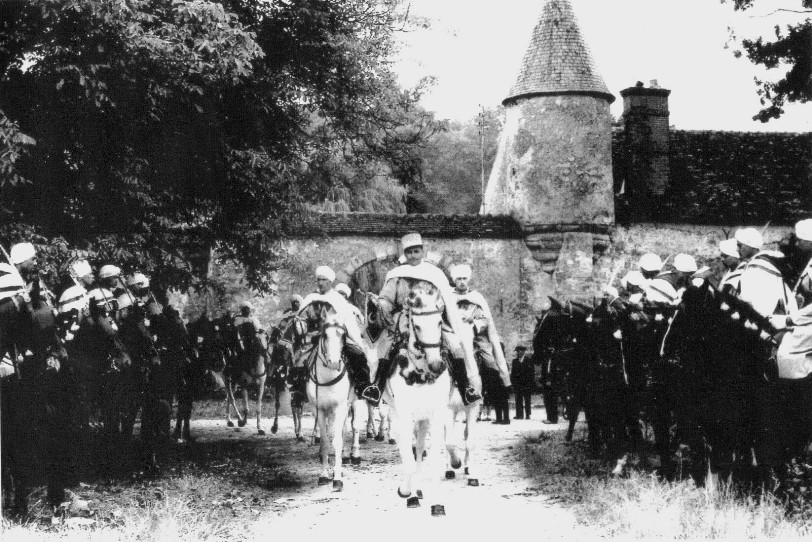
[126, 272, 149, 289]
[58, 285, 88, 314]
[70, 259, 93, 279]
[674, 253, 698, 273]
[334, 283, 351, 298]
[9, 242, 35, 265]
[638, 253, 663, 273]
[734, 227, 763, 250]
[98, 265, 121, 280]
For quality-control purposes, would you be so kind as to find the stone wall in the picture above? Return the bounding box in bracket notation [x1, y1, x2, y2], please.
[176, 219, 793, 357]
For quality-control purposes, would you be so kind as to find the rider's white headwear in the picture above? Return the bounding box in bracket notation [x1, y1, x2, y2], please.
[719, 239, 739, 258]
[449, 264, 472, 281]
[315, 266, 335, 282]
[401, 232, 423, 252]
[9, 242, 35, 265]
[126, 272, 149, 289]
[290, 294, 303, 304]
[638, 253, 663, 273]
[795, 219, 812, 242]
[58, 285, 89, 314]
[734, 227, 763, 249]
[621, 270, 647, 289]
[674, 253, 698, 273]
[71, 259, 93, 279]
[98, 264, 121, 280]
[334, 282, 351, 298]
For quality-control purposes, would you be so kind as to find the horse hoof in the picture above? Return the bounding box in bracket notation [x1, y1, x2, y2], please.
[464, 467, 469, 475]
[450, 458, 462, 469]
[397, 487, 411, 498]
[271, 425, 278, 434]
[445, 470, 455, 479]
[238, 419, 247, 428]
[468, 479, 479, 487]
[258, 430, 266, 436]
[342, 457, 350, 465]
[366, 431, 374, 439]
[406, 496, 420, 508]
[318, 476, 330, 486]
[374, 434, 384, 442]
[431, 504, 446, 517]
[296, 436, 305, 443]
[332, 480, 344, 492]
[314, 437, 321, 444]
[416, 490, 423, 499]
[388, 438, 396, 445]
[351, 456, 362, 465]
[227, 421, 234, 427]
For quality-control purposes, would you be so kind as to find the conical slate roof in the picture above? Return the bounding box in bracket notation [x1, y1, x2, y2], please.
[504, 0, 614, 105]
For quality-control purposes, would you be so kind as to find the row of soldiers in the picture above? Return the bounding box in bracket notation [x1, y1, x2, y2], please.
[270, 232, 513, 410]
[588, 219, 812, 485]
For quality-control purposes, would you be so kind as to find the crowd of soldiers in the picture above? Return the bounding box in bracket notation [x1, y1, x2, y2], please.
[539, 218, 812, 488]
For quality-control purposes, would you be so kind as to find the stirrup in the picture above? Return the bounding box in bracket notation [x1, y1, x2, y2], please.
[463, 387, 482, 405]
[362, 385, 381, 405]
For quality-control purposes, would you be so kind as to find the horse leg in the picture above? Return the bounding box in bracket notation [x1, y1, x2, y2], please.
[351, 399, 364, 463]
[238, 388, 249, 428]
[225, 378, 237, 427]
[465, 403, 481, 483]
[316, 408, 331, 485]
[256, 380, 265, 435]
[393, 410, 417, 500]
[313, 413, 320, 444]
[423, 415, 448, 515]
[272, 391, 280, 434]
[333, 401, 349, 491]
[366, 403, 377, 439]
[445, 407, 462, 478]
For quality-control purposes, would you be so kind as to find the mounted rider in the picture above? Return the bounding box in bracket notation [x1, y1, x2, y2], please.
[645, 253, 698, 307]
[638, 253, 663, 284]
[718, 238, 742, 292]
[448, 263, 511, 389]
[366, 232, 482, 405]
[298, 267, 375, 401]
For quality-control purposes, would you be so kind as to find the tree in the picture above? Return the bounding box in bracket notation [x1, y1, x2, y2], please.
[724, 0, 811, 122]
[0, 0, 436, 292]
[412, 107, 503, 214]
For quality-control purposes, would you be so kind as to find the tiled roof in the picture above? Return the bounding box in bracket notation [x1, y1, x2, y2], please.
[504, 0, 614, 105]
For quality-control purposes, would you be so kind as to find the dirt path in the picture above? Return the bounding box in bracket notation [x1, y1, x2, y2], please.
[189, 396, 584, 538]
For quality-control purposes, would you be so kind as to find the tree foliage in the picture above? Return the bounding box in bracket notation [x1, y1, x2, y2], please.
[0, 0, 436, 292]
[724, 0, 811, 122]
[411, 107, 503, 214]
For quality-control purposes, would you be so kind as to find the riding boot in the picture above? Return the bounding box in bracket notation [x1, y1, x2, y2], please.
[450, 356, 482, 406]
[344, 345, 372, 399]
[362, 358, 392, 406]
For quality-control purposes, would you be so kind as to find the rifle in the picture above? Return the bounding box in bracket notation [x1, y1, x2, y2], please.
[706, 280, 782, 345]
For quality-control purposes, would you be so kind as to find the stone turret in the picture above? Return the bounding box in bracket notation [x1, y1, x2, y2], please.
[482, 0, 614, 302]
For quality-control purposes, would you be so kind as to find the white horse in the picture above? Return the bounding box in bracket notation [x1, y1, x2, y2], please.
[305, 307, 353, 491]
[225, 321, 270, 435]
[382, 285, 453, 516]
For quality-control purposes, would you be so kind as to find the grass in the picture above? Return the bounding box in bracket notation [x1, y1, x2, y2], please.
[518, 423, 812, 539]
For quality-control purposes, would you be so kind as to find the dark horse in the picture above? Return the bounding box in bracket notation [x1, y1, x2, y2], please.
[1, 287, 71, 515]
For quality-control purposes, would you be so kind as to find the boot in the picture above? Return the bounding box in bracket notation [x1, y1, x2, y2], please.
[450, 357, 482, 406]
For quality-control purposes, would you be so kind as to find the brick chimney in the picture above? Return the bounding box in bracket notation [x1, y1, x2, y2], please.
[619, 82, 671, 213]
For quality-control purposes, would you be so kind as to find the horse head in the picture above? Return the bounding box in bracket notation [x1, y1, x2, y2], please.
[319, 307, 347, 370]
[403, 284, 445, 380]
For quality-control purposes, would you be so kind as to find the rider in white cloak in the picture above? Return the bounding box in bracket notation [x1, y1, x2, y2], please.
[365, 232, 482, 405]
[448, 263, 511, 389]
[299, 266, 376, 400]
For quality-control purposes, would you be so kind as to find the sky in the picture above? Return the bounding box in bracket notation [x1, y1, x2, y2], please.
[393, 0, 810, 132]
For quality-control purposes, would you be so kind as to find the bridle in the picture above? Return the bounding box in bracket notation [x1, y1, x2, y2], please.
[307, 319, 347, 387]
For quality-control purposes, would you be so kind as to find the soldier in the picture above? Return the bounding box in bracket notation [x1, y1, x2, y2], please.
[510, 345, 534, 420]
[639, 253, 663, 283]
[126, 273, 159, 314]
[98, 265, 126, 298]
[735, 227, 763, 262]
[769, 219, 812, 462]
[300, 267, 375, 401]
[367, 232, 482, 405]
[335, 282, 365, 329]
[718, 239, 742, 292]
[234, 300, 262, 331]
[70, 260, 96, 290]
[620, 270, 647, 305]
[10, 242, 56, 308]
[280, 294, 303, 326]
[645, 253, 697, 308]
[448, 264, 511, 387]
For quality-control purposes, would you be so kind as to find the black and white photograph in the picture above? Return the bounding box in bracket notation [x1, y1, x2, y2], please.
[0, 0, 810, 538]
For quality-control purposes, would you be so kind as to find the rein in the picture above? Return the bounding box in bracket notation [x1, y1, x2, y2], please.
[306, 326, 347, 388]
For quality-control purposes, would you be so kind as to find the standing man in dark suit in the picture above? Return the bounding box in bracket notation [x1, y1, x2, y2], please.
[511, 345, 534, 420]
